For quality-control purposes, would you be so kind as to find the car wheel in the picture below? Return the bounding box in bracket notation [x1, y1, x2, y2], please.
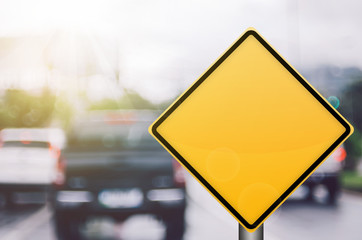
[326, 176, 340, 205]
[53, 211, 84, 240]
[305, 185, 315, 202]
[163, 209, 186, 240]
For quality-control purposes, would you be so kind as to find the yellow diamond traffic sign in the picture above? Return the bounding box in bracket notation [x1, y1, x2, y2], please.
[149, 28, 353, 232]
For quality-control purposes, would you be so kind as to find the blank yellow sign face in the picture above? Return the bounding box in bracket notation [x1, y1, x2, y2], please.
[149, 29, 353, 231]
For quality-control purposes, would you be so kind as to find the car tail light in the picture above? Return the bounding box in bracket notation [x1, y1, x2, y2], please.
[53, 156, 66, 187]
[173, 159, 186, 187]
[49, 144, 61, 159]
[335, 147, 347, 162]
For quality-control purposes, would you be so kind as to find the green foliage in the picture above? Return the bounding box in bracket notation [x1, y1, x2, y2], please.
[344, 129, 362, 169]
[341, 171, 362, 191]
[0, 89, 72, 129]
[53, 94, 74, 131]
[89, 90, 156, 110]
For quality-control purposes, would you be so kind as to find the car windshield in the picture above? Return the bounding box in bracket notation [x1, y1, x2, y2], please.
[2, 141, 49, 148]
[67, 117, 161, 151]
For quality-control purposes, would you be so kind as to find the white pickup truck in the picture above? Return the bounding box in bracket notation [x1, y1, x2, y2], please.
[0, 128, 66, 207]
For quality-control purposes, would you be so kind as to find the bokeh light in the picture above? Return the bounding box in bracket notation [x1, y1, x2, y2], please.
[327, 96, 340, 109]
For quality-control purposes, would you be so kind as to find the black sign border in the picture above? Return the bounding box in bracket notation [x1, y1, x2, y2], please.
[151, 29, 352, 230]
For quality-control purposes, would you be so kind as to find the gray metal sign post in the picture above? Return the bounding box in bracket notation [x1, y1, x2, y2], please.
[239, 224, 263, 240]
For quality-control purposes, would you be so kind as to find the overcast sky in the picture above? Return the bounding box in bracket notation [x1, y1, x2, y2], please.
[0, 0, 361, 102]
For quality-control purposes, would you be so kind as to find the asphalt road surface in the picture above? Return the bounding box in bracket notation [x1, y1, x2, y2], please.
[1, 175, 362, 240]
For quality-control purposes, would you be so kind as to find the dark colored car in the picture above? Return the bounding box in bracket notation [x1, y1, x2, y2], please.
[302, 145, 346, 204]
[51, 110, 186, 240]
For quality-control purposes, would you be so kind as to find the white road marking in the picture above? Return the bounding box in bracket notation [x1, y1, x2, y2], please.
[1, 205, 52, 240]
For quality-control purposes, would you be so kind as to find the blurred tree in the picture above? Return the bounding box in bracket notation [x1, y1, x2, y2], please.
[89, 90, 156, 110]
[52, 93, 74, 131]
[341, 80, 362, 169]
[0, 88, 72, 130]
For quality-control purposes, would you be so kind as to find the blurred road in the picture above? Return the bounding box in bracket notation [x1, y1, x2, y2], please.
[1, 176, 362, 240]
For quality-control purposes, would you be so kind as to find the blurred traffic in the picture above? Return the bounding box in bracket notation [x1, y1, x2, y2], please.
[51, 110, 186, 240]
[0, 110, 356, 240]
[0, 128, 65, 207]
[1, 0, 362, 239]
